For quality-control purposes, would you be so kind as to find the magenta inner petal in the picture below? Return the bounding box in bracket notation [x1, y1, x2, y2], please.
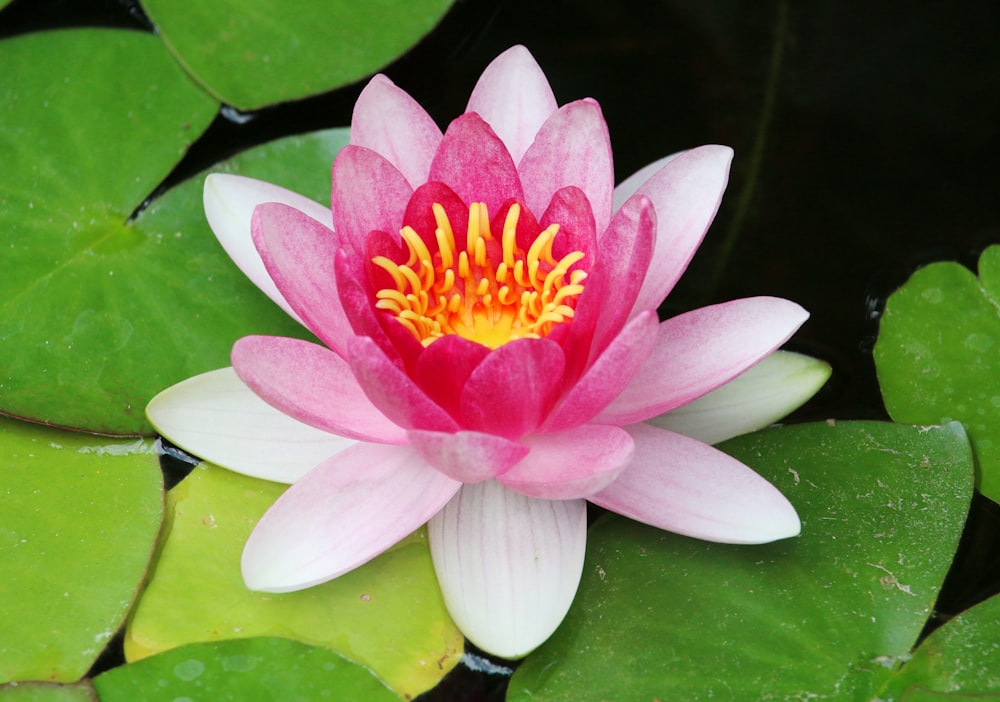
[543, 310, 659, 432]
[349, 335, 459, 433]
[460, 338, 566, 439]
[413, 335, 491, 420]
[428, 113, 524, 218]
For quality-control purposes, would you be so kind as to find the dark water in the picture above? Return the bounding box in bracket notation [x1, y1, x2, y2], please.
[5, 0, 1000, 699]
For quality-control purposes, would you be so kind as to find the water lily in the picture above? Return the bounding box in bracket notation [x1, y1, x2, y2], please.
[148, 46, 825, 659]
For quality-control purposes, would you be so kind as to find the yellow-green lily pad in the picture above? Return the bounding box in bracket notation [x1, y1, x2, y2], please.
[0, 681, 97, 702]
[125, 462, 462, 699]
[0, 417, 162, 683]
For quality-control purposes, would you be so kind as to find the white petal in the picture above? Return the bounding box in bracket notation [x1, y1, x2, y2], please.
[146, 367, 354, 483]
[647, 351, 831, 445]
[428, 481, 587, 659]
[203, 173, 332, 325]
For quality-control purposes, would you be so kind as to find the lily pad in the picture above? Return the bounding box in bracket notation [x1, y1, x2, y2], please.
[125, 462, 462, 699]
[883, 593, 1000, 697]
[0, 417, 162, 683]
[1, 29, 350, 436]
[93, 637, 398, 701]
[875, 246, 1000, 502]
[508, 420, 974, 701]
[143, 0, 457, 109]
[0, 682, 97, 702]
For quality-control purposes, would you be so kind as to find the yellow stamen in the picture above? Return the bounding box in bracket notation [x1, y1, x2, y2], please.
[371, 202, 589, 349]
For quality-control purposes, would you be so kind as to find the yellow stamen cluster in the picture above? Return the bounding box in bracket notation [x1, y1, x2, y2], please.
[372, 202, 587, 349]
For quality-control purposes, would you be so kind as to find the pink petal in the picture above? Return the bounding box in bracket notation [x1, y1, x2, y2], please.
[498, 424, 634, 499]
[427, 113, 523, 218]
[331, 145, 412, 255]
[648, 350, 832, 445]
[350, 74, 442, 188]
[590, 423, 800, 543]
[146, 367, 354, 484]
[544, 311, 658, 432]
[428, 481, 586, 658]
[204, 174, 332, 325]
[408, 429, 529, 483]
[627, 145, 734, 314]
[232, 335, 407, 443]
[519, 99, 614, 230]
[348, 336, 459, 433]
[460, 338, 566, 439]
[596, 297, 810, 425]
[251, 203, 353, 357]
[242, 442, 461, 592]
[465, 45, 558, 164]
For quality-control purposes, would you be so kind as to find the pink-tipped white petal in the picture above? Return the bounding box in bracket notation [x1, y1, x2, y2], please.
[232, 335, 408, 444]
[628, 145, 734, 313]
[408, 429, 530, 483]
[429, 481, 587, 658]
[466, 45, 559, 164]
[147, 367, 353, 484]
[243, 442, 461, 592]
[204, 174, 331, 325]
[498, 425, 634, 499]
[596, 297, 810, 425]
[518, 99, 614, 230]
[351, 74, 443, 188]
[590, 423, 800, 543]
[611, 152, 683, 214]
[648, 351, 832, 445]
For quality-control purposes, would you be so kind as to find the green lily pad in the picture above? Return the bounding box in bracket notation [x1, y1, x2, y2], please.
[0, 28, 351, 436]
[508, 420, 974, 701]
[875, 246, 1000, 503]
[882, 593, 1000, 697]
[901, 690, 1000, 701]
[143, 0, 457, 109]
[125, 462, 462, 699]
[0, 417, 162, 683]
[93, 637, 398, 701]
[0, 681, 97, 702]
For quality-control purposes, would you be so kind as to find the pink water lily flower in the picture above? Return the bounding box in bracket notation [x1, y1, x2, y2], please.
[148, 46, 820, 659]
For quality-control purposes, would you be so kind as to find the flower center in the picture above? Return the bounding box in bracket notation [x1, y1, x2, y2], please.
[372, 202, 588, 349]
